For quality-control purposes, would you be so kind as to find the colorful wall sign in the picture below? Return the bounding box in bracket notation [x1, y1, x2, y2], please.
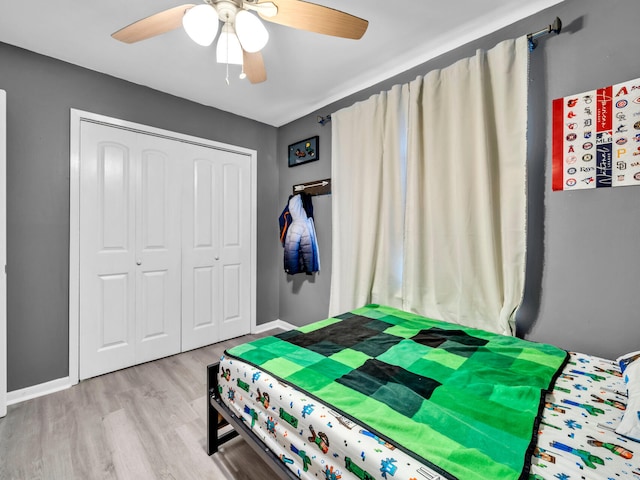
[552, 77, 640, 191]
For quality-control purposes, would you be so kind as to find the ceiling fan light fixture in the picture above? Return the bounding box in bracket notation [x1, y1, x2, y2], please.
[235, 10, 269, 53]
[182, 4, 219, 47]
[112, 0, 368, 86]
[216, 23, 243, 65]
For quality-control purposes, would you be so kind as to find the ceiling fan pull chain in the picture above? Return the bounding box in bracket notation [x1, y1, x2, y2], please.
[225, 12, 232, 85]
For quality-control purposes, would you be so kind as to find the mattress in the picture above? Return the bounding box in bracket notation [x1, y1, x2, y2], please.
[531, 351, 637, 479]
[217, 306, 638, 480]
[219, 353, 446, 479]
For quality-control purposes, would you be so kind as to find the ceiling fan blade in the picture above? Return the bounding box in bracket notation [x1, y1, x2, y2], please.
[259, 0, 368, 40]
[112, 4, 196, 43]
[243, 50, 267, 84]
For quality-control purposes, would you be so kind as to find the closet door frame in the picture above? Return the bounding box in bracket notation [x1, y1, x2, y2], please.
[0, 91, 6, 417]
[69, 109, 257, 386]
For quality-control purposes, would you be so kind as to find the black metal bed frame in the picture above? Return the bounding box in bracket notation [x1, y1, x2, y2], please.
[206, 362, 298, 480]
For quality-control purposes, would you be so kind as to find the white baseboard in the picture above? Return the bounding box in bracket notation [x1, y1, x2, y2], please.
[6, 322, 294, 407]
[252, 319, 295, 334]
[6, 376, 72, 406]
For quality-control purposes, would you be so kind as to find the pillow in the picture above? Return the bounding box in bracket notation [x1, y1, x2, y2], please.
[616, 351, 640, 441]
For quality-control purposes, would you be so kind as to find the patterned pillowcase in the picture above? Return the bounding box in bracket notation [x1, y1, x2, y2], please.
[616, 351, 640, 442]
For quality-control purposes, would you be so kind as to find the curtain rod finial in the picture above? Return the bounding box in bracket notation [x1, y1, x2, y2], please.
[527, 16, 562, 51]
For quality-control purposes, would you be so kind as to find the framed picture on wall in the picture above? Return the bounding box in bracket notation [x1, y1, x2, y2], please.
[288, 136, 319, 167]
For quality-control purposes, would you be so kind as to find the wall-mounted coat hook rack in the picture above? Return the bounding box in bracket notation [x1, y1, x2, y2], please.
[292, 178, 331, 196]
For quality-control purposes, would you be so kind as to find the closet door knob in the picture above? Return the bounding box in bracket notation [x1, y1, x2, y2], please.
[214, 256, 219, 261]
[136, 260, 142, 266]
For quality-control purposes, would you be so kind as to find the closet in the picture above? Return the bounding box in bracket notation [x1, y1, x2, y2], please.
[76, 118, 253, 380]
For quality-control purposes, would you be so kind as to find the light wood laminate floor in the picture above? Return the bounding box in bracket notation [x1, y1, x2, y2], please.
[0, 331, 282, 480]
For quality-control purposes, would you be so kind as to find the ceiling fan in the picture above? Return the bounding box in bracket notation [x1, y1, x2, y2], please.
[112, 0, 369, 84]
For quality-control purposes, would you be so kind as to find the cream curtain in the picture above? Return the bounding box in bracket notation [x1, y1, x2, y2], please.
[328, 83, 409, 316]
[330, 37, 528, 335]
[403, 36, 528, 335]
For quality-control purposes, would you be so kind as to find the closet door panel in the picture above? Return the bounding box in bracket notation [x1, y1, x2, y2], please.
[99, 273, 130, 349]
[139, 269, 169, 339]
[222, 264, 240, 322]
[100, 144, 130, 250]
[193, 266, 215, 329]
[194, 159, 215, 247]
[182, 152, 221, 351]
[218, 154, 251, 341]
[135, 146, 181, 364]
[140, 152, 168, 247]
[79, 126, 136, 380]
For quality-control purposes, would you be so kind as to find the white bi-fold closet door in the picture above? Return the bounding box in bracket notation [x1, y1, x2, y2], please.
[78, 119, 252, 380]
[181, 145, 252, 353]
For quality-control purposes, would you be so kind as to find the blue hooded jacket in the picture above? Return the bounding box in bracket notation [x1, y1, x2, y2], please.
[281, 194, 320, 275]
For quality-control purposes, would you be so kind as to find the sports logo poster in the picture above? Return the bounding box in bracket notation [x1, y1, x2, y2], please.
[552, 77, 640, 191]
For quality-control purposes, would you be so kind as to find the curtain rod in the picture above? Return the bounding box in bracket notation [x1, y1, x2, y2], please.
[317, 114, 331, 126]
[318, 18, 563, 124]
[527, 17, 562, 51]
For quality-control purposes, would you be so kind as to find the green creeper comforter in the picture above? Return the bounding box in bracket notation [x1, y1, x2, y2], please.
[226, 304, 568, 480]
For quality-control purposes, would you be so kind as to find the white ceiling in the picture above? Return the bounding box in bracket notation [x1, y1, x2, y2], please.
[0, 0, 563, 127]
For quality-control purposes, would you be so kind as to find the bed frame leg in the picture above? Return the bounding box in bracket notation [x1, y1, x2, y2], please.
[207, 361, 241, 456]
[207, 362, 219, 455]
[205, 360, 297, 479]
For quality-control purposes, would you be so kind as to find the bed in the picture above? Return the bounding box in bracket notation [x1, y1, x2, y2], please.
[207, 304, 640, 479]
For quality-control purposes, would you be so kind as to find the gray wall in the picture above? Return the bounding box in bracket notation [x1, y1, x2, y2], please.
[278, 0, 640, 360]
[276, 127, 333, 326]
[0, 43, 280, 391]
